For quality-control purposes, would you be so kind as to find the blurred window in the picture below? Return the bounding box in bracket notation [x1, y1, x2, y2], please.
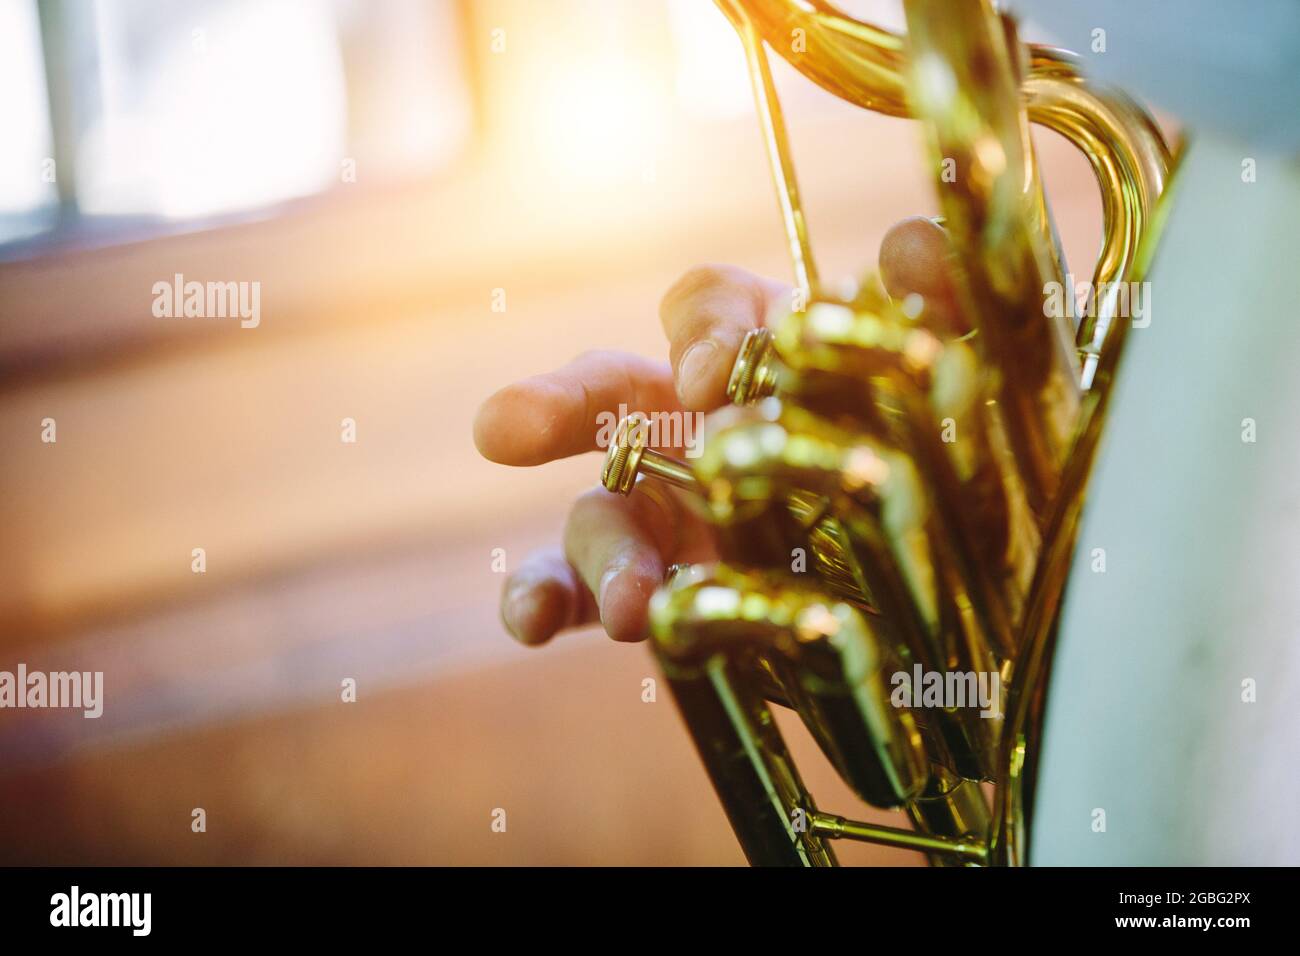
[0, 0, 58, 243]
[1, 0, 471, 256]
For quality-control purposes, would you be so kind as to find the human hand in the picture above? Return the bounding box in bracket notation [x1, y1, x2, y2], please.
[473, 217, 959, 645]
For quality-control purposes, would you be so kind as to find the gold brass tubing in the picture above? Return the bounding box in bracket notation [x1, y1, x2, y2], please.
[614, 406, 875, 610]
[722, 0, 1169, 393]
[729, 0, 1170, 194]
[772, 302, 1020, 662]
[725, 0, 909, 117]
[905, 769, 993, 866]
[692, 410, 997, 778]
[637, 451, 696, 490]
[718, 1, 819, 294]
[661, 650, 837, 866]
[1025, 76, 1168, 387]
[1000, 13, 1072, 325]
[650, 566, 931, 808]
[664, 563, 798, 709]
[1026, 45, 1172, 176]
[988, 147, 1185, 867]
[695, 413, 940, 672]
[903, 0, 1084, 522]
[727, 327, 781, 405]
[804, 513, 874, 606]
[631, 0, 1175, 868]
[810, 812, 988, 864]
[735, 290, 1035, 632]
[601, 415, 699, 495]
[785, 489, 875, 606]
[730, 0, 1170, 193]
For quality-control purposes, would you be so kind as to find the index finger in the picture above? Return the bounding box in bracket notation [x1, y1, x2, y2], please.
[659, 265, 791, 411]
[474, 350, 682, 466]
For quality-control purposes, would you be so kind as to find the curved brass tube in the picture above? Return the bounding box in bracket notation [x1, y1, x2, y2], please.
[652, 563, 989, 864]
[719, 0, 1167, 395]
[770, 298, 1032, 655]
[652, 565, 929, 807]
[587, 0, 1173, 867]
[694, 405, 1003, 779]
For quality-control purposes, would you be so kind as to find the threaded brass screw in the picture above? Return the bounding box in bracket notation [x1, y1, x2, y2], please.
[726, 327, 779, 405]
[601, 415, 698, 496]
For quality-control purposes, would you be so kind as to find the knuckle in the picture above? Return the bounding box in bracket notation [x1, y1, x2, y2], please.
[571, 348, 610, 367]
[563, 487, 614, 545]
[660, 264, 737, 320]
[629, 483, 680, 555]
[573, 485, 613, 509]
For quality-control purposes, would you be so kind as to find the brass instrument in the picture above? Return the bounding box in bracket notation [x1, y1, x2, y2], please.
[598, 0, 1177, 866]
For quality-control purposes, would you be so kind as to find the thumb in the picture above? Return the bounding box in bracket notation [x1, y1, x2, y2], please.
[878, 216, 968, 338]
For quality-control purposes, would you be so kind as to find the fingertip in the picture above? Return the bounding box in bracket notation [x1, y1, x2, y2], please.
[879, 217, 951, 295]
[598, 560, 663, 643]
[661, 265, 773, 411]
[879, 217, 966, 336]
[503, 578, 569, 646]
[473, 380, 567, 466]
[472, 396, 502, 461]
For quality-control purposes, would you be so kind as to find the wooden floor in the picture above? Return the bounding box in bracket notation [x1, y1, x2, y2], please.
[0, 626, 928, 865]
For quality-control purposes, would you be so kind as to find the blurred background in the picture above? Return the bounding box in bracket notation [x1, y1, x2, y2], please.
[0, 0, 1105, 864]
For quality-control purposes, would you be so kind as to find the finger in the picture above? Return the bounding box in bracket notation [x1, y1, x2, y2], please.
[878, 217, 968, 337]
[501, 546, 598, 646]
[660, 264, 790, 411]
[474, 350, 682, 466]
[562, 485, 678, 642]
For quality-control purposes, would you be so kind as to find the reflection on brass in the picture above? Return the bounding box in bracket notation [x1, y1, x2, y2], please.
[727, 327, 780, 405]
[601, 0, 1175, 865]
[601, 414, 698, 494]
